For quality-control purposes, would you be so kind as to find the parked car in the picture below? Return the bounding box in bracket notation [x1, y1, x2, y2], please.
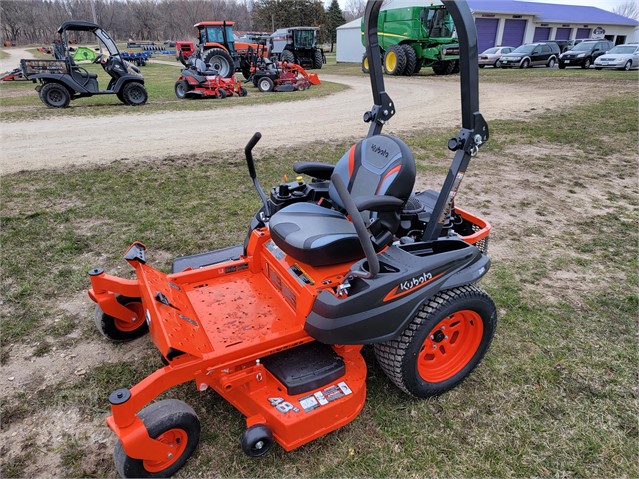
[548, 39, 575, 53]
[594, 43, 639, 70]
[478, 46, 515, 68]
[499, 42, 560, 68]
[558, 39, 613, 69]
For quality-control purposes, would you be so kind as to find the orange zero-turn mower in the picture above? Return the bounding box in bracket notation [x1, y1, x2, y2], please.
[88, 1, 495, 477]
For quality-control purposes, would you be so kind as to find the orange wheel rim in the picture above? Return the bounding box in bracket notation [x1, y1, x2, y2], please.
[114, 302, 144, 333]
[143, 428, 188, 473]
[417, 310, 483, 382]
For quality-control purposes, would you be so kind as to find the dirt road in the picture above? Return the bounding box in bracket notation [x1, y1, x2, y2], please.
[1, 73, 584, 175]
[0, 47, 35, 73]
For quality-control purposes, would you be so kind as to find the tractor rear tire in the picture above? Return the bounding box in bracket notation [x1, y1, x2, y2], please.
[432, 61, 455, 75]
[39, 82, 71, 108]
[401, 45, 417, 77]
[257, 76, 274, 92]
[174, 80, 190, 99]
[383, 45, 406, 75]
[203, 48, 234, 78]
[361, 54, 369, 73]
[122, 82, 148, 106]
[313, 49, 323, 69]
[374, 285, 497, 398]
[280, 49, 295, 64]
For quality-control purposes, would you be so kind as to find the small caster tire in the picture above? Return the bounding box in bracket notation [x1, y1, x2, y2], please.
[114, 399, 200, 478]
[95, 295, 148, 341]
[241, 424, 273, 457]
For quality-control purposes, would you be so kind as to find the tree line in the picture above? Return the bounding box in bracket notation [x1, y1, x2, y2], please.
[0, 0, 365, 47]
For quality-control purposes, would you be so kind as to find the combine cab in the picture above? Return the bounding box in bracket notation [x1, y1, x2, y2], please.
[361, 5, 460, 76]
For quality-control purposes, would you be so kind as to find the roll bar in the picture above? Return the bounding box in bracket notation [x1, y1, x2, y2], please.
[362, 0, 491, 243]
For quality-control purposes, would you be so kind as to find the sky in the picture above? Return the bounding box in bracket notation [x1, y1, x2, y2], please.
[335, 0, 629, 15]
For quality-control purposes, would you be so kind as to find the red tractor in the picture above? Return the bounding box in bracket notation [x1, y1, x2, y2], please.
[177, 21, 267, 79]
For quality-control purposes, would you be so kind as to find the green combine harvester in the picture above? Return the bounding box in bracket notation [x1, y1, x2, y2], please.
[361, 4, 460, 76]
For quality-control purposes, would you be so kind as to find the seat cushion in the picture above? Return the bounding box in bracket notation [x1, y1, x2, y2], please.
[269, 203, 363, 267]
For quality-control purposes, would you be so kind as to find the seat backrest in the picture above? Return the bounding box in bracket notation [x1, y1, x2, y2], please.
[329, 134, 415, 209]
[328, 134, 416, 243]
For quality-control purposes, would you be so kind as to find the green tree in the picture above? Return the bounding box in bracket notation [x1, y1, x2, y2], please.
[325, 0, 345, 52]
[252, 0, 326, 31]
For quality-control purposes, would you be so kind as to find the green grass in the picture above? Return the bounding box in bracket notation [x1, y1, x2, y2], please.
[0, 87, 637, 477]
[0, 49, 9, 60]
[0, 61, 348, 121]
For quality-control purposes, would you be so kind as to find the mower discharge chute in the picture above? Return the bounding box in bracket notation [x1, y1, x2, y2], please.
[88, 1, 493, 477]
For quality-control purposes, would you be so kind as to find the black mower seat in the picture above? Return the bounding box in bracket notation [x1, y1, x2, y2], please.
[269, 134, 415, 267]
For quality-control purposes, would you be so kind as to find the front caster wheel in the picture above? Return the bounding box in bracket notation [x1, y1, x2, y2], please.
[241, 424, 273, 457]
[95, 295, 148, 341]
[114, 399, 200, 478]
[374, 284, 497, 398]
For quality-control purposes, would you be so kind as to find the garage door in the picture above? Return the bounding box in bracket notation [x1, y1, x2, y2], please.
[576, 28, 591, 39]
[555, 28, 571, 40]
[533, 27, 551, 42]
[502, 19, 527, 47]
[475, 18, 499, 53]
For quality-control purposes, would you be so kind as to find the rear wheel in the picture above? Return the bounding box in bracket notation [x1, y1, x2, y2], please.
[313, 49, 323, 69]
[114, 400, 200, 478]
[122, 82, 148, 106]
[280, 49, 295, 64]
[39, 82, 71, 108]
[257, 76, 274, 92]
[95, 295, 148, 341]
[361, 54, 369, 73]
[401, 44, 417, 76]
[174, 80, 190, 99]
[203, 48, 234, 77]
[494, 59, 502, 68]
[547, 57, 556, 68]
[374, 285, 497, 397]
[383, 45, 406, 75]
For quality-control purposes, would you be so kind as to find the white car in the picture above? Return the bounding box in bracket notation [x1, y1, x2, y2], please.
[594, 43, 639, 70]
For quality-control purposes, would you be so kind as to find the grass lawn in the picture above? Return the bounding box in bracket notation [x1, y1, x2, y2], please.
[0, 49, 10, 60]
[0, 60, 347, 121]
[0, 64, 636, 478]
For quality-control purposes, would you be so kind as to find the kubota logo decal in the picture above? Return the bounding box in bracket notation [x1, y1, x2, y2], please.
[383, 271, 444, 302]
[370, 143, 389, 158]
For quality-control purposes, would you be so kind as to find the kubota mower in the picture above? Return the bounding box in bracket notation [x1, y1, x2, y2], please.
[88, 1, 494, 477]
[175, 50, 247, 99]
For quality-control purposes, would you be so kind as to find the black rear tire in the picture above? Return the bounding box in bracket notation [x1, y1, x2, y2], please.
[401, 44, 417, 76]
[203, 48, 234, 78]
[383, 44, 406, 75]
[114, 400, 200, 478]
[374, 285, 497, 398]
[95, 295, 148, 341]
[239, 86, 248, 97]
[312, 49, 323, 69]
[280, 49, 295, 64]
[122, 82, 148, 106]
[257, 76, 274, 92]
[39, 82, 71, 108]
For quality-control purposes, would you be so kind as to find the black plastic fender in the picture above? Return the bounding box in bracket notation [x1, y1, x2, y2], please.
[305, 239, 488, 344]
[112, 75, 145, 92]
[30, 73, 88, 93]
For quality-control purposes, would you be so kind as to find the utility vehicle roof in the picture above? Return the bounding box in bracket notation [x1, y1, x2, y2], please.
[57, 21, 101, 33]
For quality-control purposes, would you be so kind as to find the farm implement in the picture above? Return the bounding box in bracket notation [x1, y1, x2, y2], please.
[1, 68, 25, 81]
[88, 1, 494, 477]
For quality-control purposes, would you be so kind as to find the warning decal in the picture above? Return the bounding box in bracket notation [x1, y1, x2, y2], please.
[299, 381, 352, 413]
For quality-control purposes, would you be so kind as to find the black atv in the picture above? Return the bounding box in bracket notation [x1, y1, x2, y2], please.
[21, 21, 148, 108]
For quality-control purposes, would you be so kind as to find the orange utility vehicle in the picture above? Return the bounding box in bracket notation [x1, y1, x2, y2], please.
[88, 1, 495, 477]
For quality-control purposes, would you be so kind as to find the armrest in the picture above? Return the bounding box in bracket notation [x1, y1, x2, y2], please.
[354, 195, 404, 212]
[293, 162, 334, 180]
